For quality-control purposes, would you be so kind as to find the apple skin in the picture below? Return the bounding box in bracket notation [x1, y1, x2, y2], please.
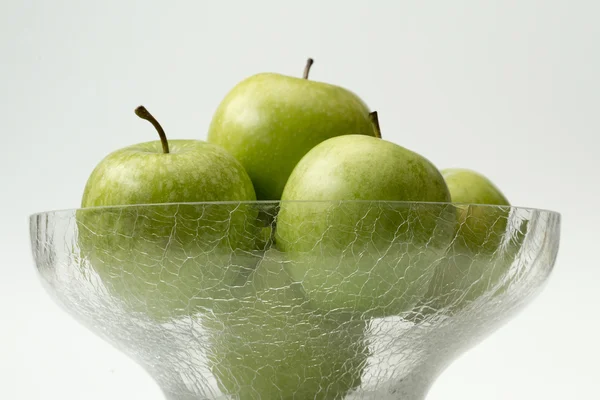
[207, 73, 377, 200]
[275, 135, 456, 318]
[81, 140, 256, 207]
[415, 215, 528, 318]
[414, 169, 516, 317]
[442, 168, 510, 254]
[77, 139, 261, 320]
[206, 250, 369, 400]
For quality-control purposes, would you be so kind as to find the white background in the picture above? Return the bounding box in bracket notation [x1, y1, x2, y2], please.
[1, 0, 598, 399]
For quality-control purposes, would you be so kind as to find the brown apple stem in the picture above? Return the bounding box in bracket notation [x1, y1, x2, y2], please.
[135, 106, 170, 154]
[369, 111, 382, 139]
[303, 58, 314, 79]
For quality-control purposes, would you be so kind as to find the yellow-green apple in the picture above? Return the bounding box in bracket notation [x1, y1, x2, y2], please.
[418, 168, 517, 316]
[207, 59, 379, 200]
[206, 249, 369, 400]
[275, 134, 455, 318]
[77, 106, 259, 320]
[442, 168, 511, 253]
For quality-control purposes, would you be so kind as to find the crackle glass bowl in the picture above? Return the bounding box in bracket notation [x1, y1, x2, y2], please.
[29, 201, 560, 400]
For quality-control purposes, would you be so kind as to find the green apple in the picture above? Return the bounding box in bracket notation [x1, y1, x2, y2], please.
[77, 106, 260, 320]
[415, 216, 528, 317]
[275, 134, 455, 318]
[443, 168, 509, 206]
[415, 169, 516, 316]
[206, 249, 369, 400]
[442, 168, 510, 253]
[207, 58, 378, 200]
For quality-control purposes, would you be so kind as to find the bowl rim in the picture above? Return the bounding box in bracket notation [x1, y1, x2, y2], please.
[28, 201, 561, 219]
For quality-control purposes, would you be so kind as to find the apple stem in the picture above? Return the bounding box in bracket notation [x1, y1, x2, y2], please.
[135, 106, 170, 154]
[303, 58, 314, 79]
[369, 111, 382, 139]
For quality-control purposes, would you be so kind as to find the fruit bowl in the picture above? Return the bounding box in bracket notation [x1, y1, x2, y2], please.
[29, 201, 560, 400]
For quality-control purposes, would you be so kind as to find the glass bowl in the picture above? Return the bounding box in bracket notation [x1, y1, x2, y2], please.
[29, 201, 560, 400]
